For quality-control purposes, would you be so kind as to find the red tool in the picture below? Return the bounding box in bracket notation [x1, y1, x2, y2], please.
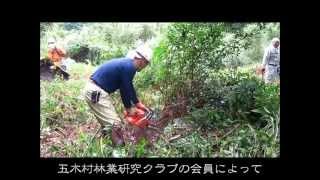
[124, 108, 154, 128]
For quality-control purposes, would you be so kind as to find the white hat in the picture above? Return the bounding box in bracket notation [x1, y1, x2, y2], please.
[271, 37, 280, 43]
[135, 45, 153, 62]
[48, 37, 56, 44]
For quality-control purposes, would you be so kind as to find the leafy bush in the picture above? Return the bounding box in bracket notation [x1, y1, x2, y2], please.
[188, 66, 279, 128]
[148, 23, 265, 104]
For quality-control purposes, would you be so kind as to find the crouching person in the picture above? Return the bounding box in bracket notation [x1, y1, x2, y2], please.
[84, 45, 152, 146]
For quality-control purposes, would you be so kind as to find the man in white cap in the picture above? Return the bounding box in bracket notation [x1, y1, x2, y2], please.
[84, 45, 152, 145]
[261, 38, 280, 83]
[47, 37, 70, 79]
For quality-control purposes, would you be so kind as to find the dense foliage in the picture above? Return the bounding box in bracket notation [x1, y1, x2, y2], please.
[40, 22, 280, 157]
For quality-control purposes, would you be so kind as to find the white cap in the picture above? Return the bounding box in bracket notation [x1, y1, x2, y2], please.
[48, 37, 56, 44]
[134, 45, 153, 62]
[271, 37, 280, 43]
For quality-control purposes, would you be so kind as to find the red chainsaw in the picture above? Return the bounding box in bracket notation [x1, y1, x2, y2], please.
[123, 103, 155, 129]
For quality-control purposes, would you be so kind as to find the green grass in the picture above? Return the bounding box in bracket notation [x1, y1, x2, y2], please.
[40, 62, 280, 158]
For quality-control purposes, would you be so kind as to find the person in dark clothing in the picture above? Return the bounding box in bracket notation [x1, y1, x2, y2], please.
[84, 45, 152, 145]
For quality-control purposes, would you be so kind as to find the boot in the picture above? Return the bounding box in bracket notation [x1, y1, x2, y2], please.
[111, 124, 125, 146]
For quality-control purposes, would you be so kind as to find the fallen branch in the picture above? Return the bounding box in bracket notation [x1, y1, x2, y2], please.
[46, 116, 57, 122]
[220, 123, 241, 140]
[160, 134, 170, 145]
[54, 127, 67, 138]
[168, 127, 196, 142]
[147, 126, 163, 134]
[168, 134, 182, 142]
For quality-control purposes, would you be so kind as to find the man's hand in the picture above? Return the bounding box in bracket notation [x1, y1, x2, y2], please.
[126, 107, 137, 116]
[256, 66, 265, 75]
[136, 102, 149, 112]
[125, 107, 144, 116]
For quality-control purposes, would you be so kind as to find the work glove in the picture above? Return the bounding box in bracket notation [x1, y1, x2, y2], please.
[124, 107, 145, 117]
[123, 108, 148, 128]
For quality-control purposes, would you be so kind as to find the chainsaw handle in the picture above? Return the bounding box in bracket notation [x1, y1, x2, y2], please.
[124, 108, 154, 128]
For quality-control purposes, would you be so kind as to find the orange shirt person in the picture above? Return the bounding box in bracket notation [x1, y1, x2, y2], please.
[47, 38, 66, 69]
